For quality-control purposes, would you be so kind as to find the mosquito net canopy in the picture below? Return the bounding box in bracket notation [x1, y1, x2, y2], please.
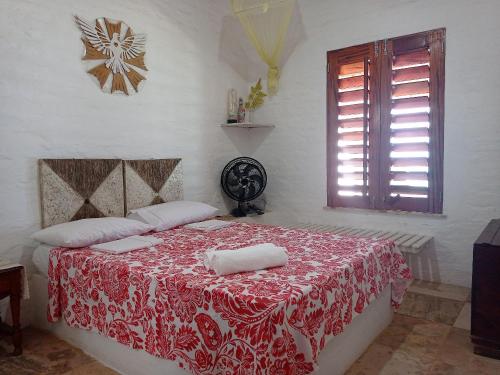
[230, 0, 296, 95]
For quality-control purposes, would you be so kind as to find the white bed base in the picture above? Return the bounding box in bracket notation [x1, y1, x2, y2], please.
[31, 273, 392, 375]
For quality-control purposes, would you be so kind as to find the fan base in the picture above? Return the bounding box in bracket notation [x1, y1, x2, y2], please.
[231, 207, 247, 217]
[231, 204, 264, 217]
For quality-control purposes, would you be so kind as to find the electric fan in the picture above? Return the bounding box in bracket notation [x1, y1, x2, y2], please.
[221, 157, 267, 217]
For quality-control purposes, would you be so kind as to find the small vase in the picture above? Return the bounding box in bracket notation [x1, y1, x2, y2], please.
[246, 109, 253, 123]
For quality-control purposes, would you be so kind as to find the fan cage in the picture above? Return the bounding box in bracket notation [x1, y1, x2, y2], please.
[221, 157, 267, 203]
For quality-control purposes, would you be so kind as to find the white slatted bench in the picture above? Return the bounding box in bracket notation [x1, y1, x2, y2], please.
[285, 222, 432, 254]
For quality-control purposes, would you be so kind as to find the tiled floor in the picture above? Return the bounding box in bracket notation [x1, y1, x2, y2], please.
[0, 328, 117, 374]
[347, 280, 500, 375]
[0, 280, 499, 374]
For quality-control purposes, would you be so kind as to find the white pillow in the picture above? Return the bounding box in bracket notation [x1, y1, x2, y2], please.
[31, 217, 154, 248]
[127, 201, 219, 232]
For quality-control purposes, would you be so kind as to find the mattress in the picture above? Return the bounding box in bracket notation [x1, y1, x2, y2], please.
[32, 243, 55, 277]
[32, 273, 393, 375]
[45, 222, 412, 374]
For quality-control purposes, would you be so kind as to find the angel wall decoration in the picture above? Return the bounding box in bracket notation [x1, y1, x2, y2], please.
[74, 16, 148, 95]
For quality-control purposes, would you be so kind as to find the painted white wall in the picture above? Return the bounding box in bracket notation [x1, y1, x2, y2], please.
[252, 0, 500, 287]
[0, 0, 247, 266]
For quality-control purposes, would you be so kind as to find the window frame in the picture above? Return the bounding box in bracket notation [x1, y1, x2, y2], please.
[327, 29, 445, 214]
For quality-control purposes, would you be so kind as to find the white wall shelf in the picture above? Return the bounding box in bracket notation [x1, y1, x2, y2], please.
[221, 123, 275, 129]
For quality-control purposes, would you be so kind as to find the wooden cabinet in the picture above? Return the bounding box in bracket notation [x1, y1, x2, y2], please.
[0, 265, 23, 356]
[471, 219, 500, 359]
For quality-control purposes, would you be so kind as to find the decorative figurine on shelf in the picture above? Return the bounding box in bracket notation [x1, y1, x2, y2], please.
[237, 97, 246, 123]
[227, 89, 238, 123]
[245, 78, 267, 123]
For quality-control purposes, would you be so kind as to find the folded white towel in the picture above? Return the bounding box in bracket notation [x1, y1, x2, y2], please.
[185, 220, 233, 231]
[90, 235, 163, 254]
[204, 243, 288, 276]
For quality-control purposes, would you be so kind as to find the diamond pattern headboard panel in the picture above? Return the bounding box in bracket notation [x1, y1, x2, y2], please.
[39, 159, 124, 228]
[124, 159, 183, 212]
[39, 159, 183, 228]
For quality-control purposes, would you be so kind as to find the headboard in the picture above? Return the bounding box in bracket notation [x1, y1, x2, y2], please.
[123, 159, 183, 211]
[39, 159, 183, 228]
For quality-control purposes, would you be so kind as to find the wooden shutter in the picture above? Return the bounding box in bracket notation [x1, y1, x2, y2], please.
[327, 29, 444, 214]
[327, 43, 378, 209]
[379, 29, 445, 213]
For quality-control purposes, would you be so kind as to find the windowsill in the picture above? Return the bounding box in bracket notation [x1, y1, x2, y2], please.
[322, 206, 447, 219]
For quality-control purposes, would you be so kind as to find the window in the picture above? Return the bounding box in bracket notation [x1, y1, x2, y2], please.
[327, 29, 445, 213]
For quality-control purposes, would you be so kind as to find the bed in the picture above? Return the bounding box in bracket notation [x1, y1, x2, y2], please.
[31, 159, 412, 375]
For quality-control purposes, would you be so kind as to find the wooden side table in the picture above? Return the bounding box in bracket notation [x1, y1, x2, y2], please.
[0, 265, 23, 356]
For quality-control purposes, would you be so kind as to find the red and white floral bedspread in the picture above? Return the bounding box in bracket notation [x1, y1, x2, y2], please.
[47, 222, 411, 374]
